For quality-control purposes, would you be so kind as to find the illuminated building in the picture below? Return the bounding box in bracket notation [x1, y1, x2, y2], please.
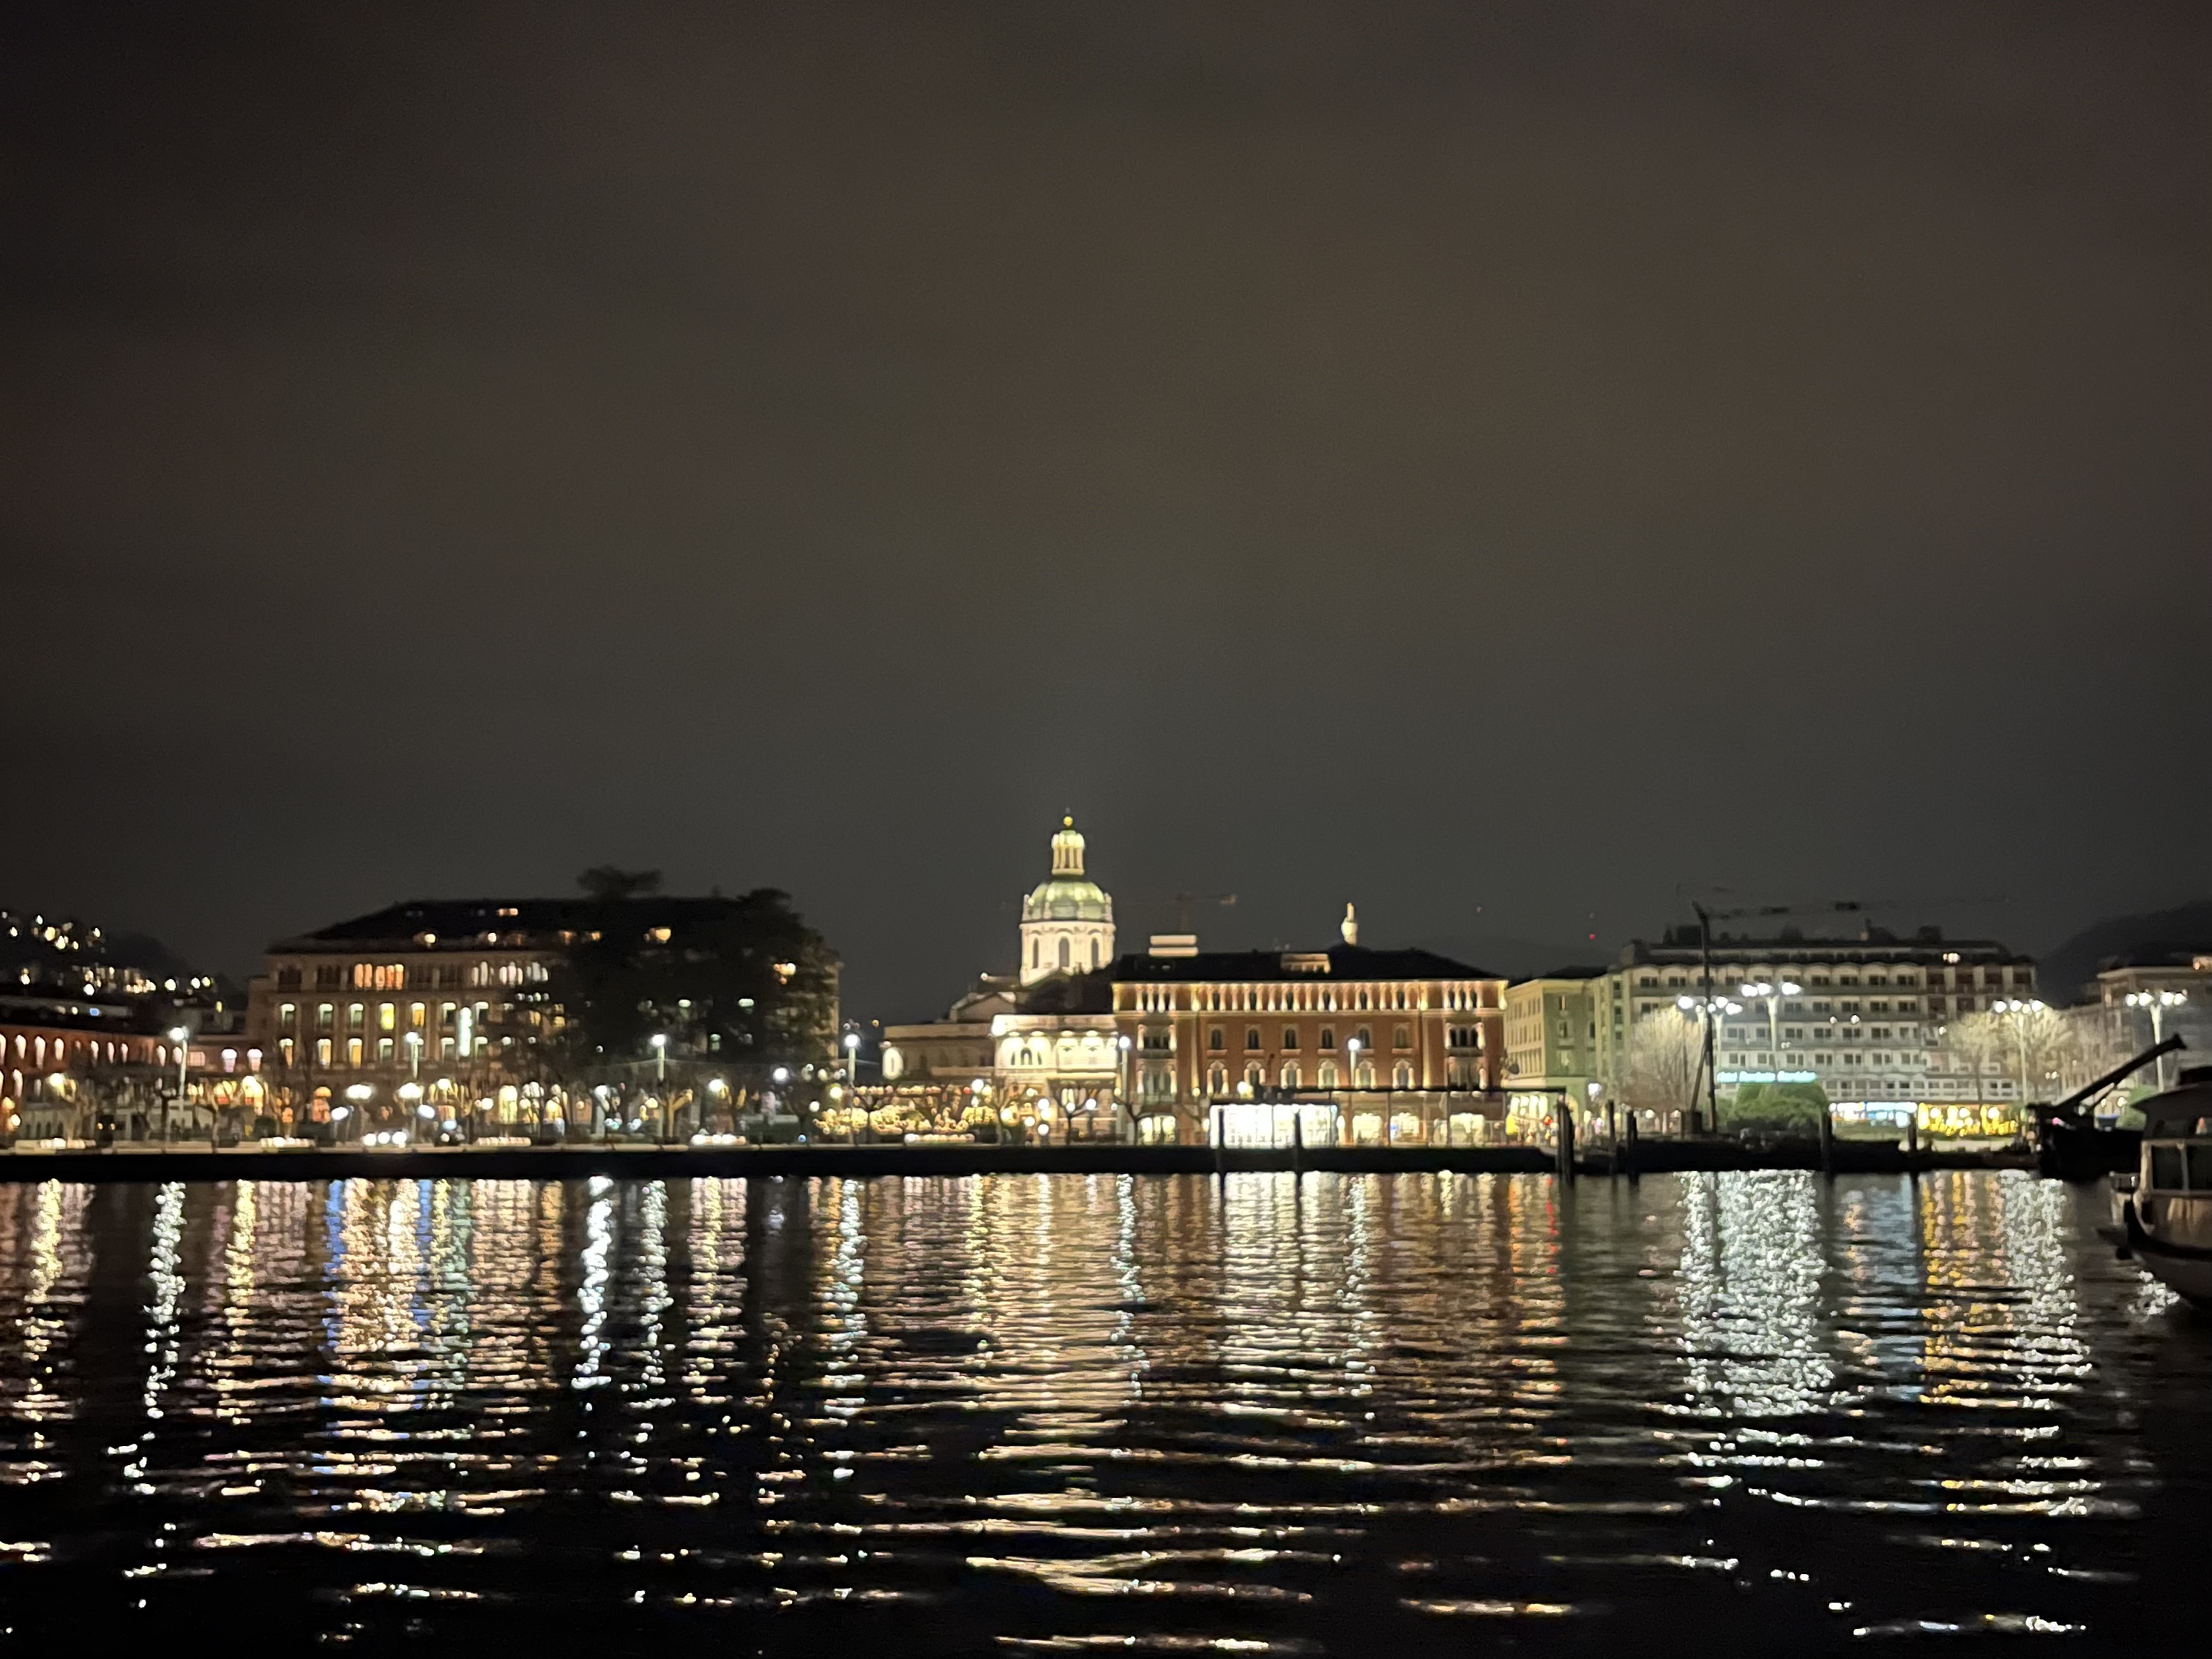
[247, 894, 839, 1123]
[1590, 926, 2039, 1130]
[880, 819, 1121, 1138]
[1020, 817, 1115, 983]
[1502, 970, 1604, 1128]
[1110, 906, 1507, 1146]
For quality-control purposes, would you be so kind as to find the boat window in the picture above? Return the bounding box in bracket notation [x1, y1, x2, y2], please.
[2190, 1144, 2212, 1191]
[2150, 1144, 2185, 1190]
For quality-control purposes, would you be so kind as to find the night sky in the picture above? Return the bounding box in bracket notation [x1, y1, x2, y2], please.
[3, 3, 2206, 1020]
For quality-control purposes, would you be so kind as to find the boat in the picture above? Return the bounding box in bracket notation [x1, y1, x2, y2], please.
[2033, 1035, 2182, 1181]
[2104, 1062, 2212, 1308]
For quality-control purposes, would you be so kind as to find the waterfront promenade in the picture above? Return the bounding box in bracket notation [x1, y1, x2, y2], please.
[0, 1135, 2027, 1183]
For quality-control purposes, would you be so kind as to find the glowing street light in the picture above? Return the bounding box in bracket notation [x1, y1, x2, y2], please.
[1738, 980, 1801, 1073]
[2125, 989, 2189, 1089]
[1991, 997, 2049, 1102]
[1346, 1036, 1362, 1089]
[165, 1025, 189, 1150]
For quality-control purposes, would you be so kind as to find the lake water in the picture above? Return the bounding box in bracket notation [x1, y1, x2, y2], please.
[0, 1171, 2205, 1653]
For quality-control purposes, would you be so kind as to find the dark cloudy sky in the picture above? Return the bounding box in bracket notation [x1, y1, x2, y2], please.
[3, 2, 2206, 1019]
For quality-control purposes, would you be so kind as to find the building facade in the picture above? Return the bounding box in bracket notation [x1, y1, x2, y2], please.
[1591, 927, 2041, 1133]
[1111, 929, 1507, 1146]
[1020, 817, 1116, 984]
[1502, 970, 1604, 1128]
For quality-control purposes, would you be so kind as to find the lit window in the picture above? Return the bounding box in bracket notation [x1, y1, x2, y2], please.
[378, 1003, 397, 1032]
[347, 1003, 365, 1030]
[345, 1038, 363, 1068]
[410, 1003, 426, 1029]
[279, 1003, 297, 1027]
[376, 1038, 394, 1066]
[315, 1038, 332, 1068]
[315, 1004, 334, 1030]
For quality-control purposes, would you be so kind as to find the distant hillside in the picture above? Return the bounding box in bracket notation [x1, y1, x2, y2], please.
[2039, 899, 2212, 1003]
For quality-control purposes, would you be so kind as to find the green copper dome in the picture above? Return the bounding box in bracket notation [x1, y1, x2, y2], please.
[1024, 876, 1113, 924]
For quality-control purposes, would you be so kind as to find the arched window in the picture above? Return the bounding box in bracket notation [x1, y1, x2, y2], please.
[1090, 938, 1101, 969]
[1279, 1062, 1300, 1089]
[1030, 938, 1039, 968]
[1245, 1027, 1261, 1051]
[1393, 1061, 1413, 1088]
[1318, 1060, 1339, 1089]
[1058, 937, 1070, 970]
[1281, 1027, 1299, 1050]
[1208, 1027, 1225, 1051]
[1356, 1060, 1375, 1088]
[1244, 1061, 1263, 1089]
[1356, 1027, 1372, 1049]
[1394, 1023, 1410, 1050]
[1208, 1063, 1228, 1097]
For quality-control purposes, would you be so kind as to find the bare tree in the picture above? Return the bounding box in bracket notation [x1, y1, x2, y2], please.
[1943, 1015, 2006, 1106]
[1623, 1010, 1703, 1123]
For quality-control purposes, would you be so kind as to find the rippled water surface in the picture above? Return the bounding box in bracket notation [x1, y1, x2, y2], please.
[1, 1171, 2207, 1652]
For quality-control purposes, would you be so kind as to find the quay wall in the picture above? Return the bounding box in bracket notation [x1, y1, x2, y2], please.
[0, 1139, 2027, 1183]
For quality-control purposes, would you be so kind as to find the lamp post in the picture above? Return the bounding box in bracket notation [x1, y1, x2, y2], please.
[843, 1032, 861, 1094]
[2125, 990, 2188, 1090]
[651, 1033, 669, 1142]
[1991, 998, 2048, 1106]
[1114, 1034, 1133, 1142]
[1738, 981, 1801, 1078]
[1678, 995, 1744, 1132]
[165, 1026, 188, 1149]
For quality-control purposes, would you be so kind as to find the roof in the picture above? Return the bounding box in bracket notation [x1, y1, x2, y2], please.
[1110, 943, 1501, 984]
[270, 894, 802, 952]
[1519, 965, 1610, 983]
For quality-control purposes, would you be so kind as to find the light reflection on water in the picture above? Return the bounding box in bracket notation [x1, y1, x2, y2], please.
[0, 1170, 2205, 1652]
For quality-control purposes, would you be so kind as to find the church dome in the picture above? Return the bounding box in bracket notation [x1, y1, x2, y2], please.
[1017, 817, 1116, 983]
[1023, 819, 1113, 922]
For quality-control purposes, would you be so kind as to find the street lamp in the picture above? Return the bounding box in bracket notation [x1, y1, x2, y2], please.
[165, 1025, 189, 1150]
[1738, 981, 1801, 1076]
[1115, 1033, 1132, 1141]
[843, 1032, 861, 1088]
[650, 1033, 669, 1141]
[2125, 989, 2189, 1090]
[1346, 1036, 1361, 1090]
[1991, 997, 2048, 1106]
[404, 1030, 422, 1083]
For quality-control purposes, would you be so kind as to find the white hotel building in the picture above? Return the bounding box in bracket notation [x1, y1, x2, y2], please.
[1592, 927, 2041, 1128]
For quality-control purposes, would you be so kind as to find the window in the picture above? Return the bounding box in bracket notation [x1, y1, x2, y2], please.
[1393, 1024, 1411, 1050]
[1245, 1027, 1261, 1051]
[376, 1038, 394, 1066]
[315, 1038, 332, 1068]
[279, 1003, 297, 1027]
[439, 1037, 457, 1060]
[1280, 1063, 1301, 1089]
[1208, 1063, 1228, 1097]
[1030, 939, 1039, 969]
[1244, 1062, 1263, 1089]
[345, 1038, 363, 1068]
[435, 964, 463, 989]
[313, 1003, 333, 1030]
[1282, 1027, 1299, 1051]
[1058, 937, 1070, 970]
[409, 1003, 426, 1029]
[276, 967, 302, 990]
[1320, 1025, 1336, 1049]
[440, 1002, 457, 1027]
[1208, 1027, 1225, 1051]
[348, 1003, 366, 1030]
[2151, 1144, 2184, 1190]
[314, 965, 343, 989]
[1090, 940, 1102, 970]
[353, 962, 406, 991]
[378, 1003, 397, 1032]
[1393, 1061, 1413, 1088]
[1356, 1026, 1372, 1049]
